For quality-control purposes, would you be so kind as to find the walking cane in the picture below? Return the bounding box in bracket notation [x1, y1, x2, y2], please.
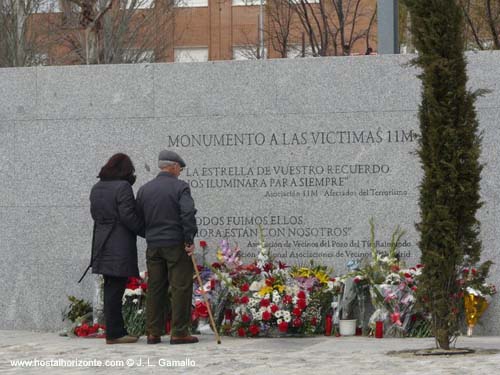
[191, 255, 221, 345]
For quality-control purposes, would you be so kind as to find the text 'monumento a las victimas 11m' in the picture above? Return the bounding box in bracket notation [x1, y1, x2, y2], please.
[0, 54, 498, 333]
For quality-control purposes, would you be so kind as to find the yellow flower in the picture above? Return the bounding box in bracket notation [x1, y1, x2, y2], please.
[258, 286, 273, 296]
[216, 249, 224, 262]
[315, 271, 330, 284]
[275, 285, 286, 293]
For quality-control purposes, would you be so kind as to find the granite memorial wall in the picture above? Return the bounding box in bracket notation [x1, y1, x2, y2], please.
[0, 52, 498, 332]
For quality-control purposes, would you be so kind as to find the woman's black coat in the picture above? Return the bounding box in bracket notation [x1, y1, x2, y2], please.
[90, 180, 144, 277]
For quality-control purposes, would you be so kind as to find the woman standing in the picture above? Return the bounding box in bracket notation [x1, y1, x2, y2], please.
[90, 153, 144, 344]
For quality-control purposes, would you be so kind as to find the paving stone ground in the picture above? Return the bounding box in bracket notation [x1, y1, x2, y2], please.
[1, 330, 499, 374]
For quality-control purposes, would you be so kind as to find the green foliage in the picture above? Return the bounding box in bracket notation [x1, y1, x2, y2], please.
[403, 0, 484, 350]
[62, 296, 92, 323]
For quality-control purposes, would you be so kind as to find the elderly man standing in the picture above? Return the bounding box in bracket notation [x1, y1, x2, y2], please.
[136, 150, 198, 345]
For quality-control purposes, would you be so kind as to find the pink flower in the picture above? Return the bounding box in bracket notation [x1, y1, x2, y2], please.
[390, 312, 402, 326]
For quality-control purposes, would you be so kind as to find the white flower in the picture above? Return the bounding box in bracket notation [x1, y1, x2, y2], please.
[272, 295, 281, 303]
[132, 298, 139, 304]
[284, 315, 291, 323]
[327, 281, 334, 291]
[255, 312, 262, 320]
[274, 311, 283, 318]
[137, 309, 143, 314]
[277, 319, 283, 324]
[250, 308, 257, 315]
[139, 271, 146, 279]
[272, 289, 279, 295]
[283, 311, 291, 319]
[292, 296, 298, 304]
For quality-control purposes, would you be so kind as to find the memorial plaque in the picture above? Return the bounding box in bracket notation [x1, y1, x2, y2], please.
[166, 112, 422, 269]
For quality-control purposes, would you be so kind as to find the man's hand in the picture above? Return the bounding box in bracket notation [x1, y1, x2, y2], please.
[185, 243, 195, 256]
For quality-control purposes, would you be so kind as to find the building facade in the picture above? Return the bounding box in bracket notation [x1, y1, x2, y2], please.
[20, 0, 377, 65]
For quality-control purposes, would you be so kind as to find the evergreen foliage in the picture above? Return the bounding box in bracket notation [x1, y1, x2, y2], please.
[403, 0, 484, 350]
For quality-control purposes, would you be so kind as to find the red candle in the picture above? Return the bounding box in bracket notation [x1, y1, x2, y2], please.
[325, 315, 332, 336]
[375, 321, 383, 338]
[165, 319, 171, 335]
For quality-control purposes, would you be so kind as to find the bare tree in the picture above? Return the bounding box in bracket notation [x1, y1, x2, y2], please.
[266, 0, 295, 58]
[460, 0, 500, 50]
[53, 0, 179, 64]
[0, 0, 52, 66]
[292, 0, 374, 57]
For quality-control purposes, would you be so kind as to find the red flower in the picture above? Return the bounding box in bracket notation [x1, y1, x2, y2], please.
[240, 296, 249, 304]
[416, 264, 423, 269]
[293, 307, 302, 317]
[265, 277, 275, 287]
[225, 309, 233, 321]
[297, 299, 307, 310]
[310, 317, 318, 326]
[297, 291, 306, 299]
[283, 295, 293, 304]
[390, 265, 400, 272]
[278, 261, 289, 270]
[270, 304, 279, 313]
[240, 283, 250, 292]
[241, 314, 251, 323]
[411, 286, 418, 292]
[260, 299, 271, 308]
[353, 277, 361, 284]
[195, 301, 209, 319]
[238, 328, 246, 337]
[404, 272, 412, 278]
[249, 324, 260, 336]
[263, 263, 273, 273]
[293, 318, 302, 327]
[197, 265, 204, 272]
[140, 282, 148, 292]
[278, 321, 288, 332]
[472, 268, 478, 276]
[262, 311, 272, 321]
[199, 240, 208, 248]
[211, 262, 222, 269]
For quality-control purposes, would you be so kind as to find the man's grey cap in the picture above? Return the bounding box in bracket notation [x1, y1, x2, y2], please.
[158, 150, 186, 168]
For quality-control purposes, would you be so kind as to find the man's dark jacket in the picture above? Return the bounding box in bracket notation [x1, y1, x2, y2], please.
[136, 172, 197, 248]
[89, 180, 144, 277]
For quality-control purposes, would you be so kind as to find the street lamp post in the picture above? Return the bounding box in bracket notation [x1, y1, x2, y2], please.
[377, 0, 399, 54]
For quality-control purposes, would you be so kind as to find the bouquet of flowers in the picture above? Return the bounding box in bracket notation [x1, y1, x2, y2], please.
[214, 229, 340, 337]
[122, 272, 148, 336]
[458, 260, 497, 336]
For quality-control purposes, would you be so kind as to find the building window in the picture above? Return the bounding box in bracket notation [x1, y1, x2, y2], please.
[36, 0, 61, 13]
[123, 49, 155, 63]
[174, 47, 209, 62]
[125, 0, 155, 9]
[232, 46, 267, 60]
[232, 0, 265, 5]
[176, 0, 208, 7]
[287, 44, 314, 58]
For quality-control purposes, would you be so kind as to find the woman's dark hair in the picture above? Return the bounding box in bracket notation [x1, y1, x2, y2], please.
[98, 153, 136, 185]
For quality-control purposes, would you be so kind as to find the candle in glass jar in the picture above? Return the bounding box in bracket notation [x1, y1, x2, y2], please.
[375, 321, 383, 338]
